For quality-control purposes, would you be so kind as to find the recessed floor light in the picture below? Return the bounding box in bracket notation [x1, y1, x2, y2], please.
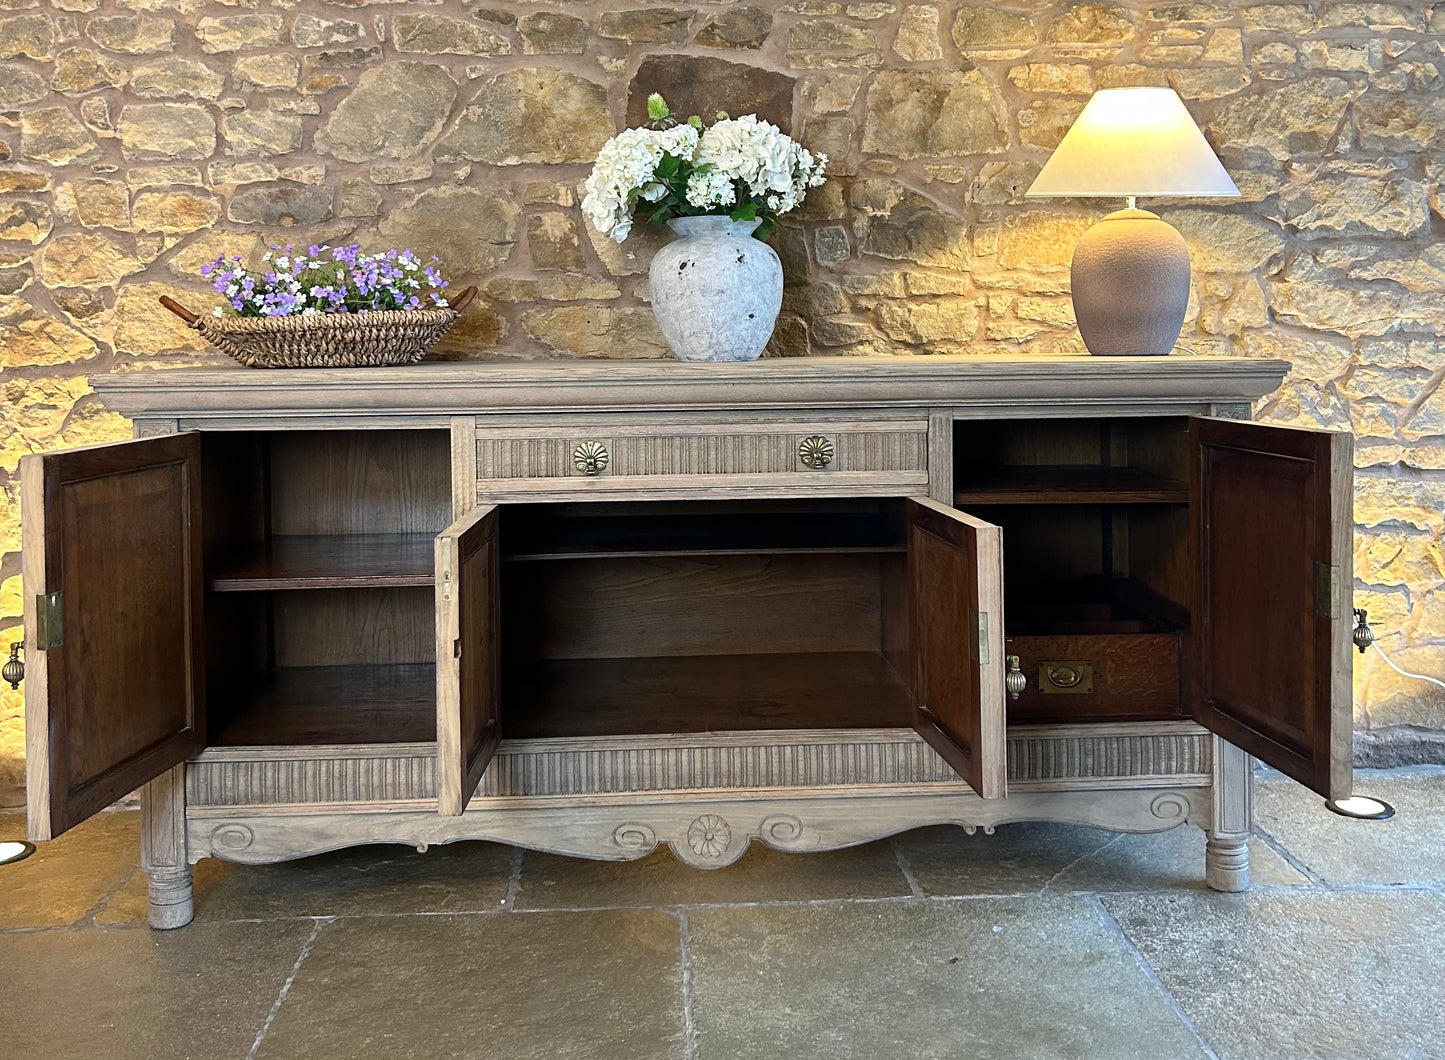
[0, 840, 35, 866]
[1325, 796, 1396, 821]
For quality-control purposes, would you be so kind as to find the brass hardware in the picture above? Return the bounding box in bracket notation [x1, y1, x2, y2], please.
[1040, 660, 1095, 695]
[36, 592, 62, 650]
[1353, 608, 1375, 655]
[573, 441, 610, 476]
[969, 611, 989, 665]
[798, 435, 834, 470]
[1005, 656, 1025, 700]
[2, 643, 22, 690]
[1314, 562, 1340, 619]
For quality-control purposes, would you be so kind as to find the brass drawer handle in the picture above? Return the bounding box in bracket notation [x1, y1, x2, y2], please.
[572, 441, 609, 476]
[798, 435, 834, 469]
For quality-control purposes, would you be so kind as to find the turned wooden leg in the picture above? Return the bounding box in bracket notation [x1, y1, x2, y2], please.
[141, 764, 194, 929]
[1206, 736, 1252, 893]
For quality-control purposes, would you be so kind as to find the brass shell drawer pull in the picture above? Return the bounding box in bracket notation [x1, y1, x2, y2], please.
[572, 441, 610, 476]
[798, 435, 835, 469]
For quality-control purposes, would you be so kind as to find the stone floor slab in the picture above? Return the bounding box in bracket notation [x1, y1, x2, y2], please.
[895, 821, 1308, 895]
[516, 839, 910, 910]
[1103, 888, 1445, 1060]
[0, 920, 314, 1060]
[0, 810, 139, 929]
[687, 896, 1210, 1060]
[98, 838, 516, 925]
[1255, 767, 1445, 887]
[255, 909, 685, 1060]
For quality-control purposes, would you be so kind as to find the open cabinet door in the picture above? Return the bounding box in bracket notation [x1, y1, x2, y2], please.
[1191, 418, 1353, 799]
[20, 434, 205, 841]
[907, 498, 1007, 799]
[435, 504, 501, 815]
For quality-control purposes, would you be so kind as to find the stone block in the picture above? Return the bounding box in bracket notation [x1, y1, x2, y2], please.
[119, 102, 215, 161]
[600, 9, 694, 45]
[131, 56, 223, 99]
[394, 13, 509, 55]
[625, 56, 796, 134]
[195, 14, 284, 54]
[519, 12, 586, 54]
[316, 61, 456, 162]
[862, 70, 1008, 158]
[952, 8, 1035, 58]
[20, 106, 99, 165]
[437, 68, 611, 165]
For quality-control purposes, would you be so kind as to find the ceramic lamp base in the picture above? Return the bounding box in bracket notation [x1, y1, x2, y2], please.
[1070, 208, 1191, 356]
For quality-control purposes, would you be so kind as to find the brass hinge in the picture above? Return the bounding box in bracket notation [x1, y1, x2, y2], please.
[36, 591, 62, 650]
[1313, 562, 1340, 619]
[970, 610, 989, 665]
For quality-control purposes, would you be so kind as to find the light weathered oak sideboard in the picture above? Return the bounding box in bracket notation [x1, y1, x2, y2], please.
[18, 355, 1356, 928]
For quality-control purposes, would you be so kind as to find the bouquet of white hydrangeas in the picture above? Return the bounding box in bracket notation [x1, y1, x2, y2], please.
[582, 94, 827, 243]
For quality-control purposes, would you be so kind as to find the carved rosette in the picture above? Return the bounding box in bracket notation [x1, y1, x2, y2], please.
[686, 814, 732, 859]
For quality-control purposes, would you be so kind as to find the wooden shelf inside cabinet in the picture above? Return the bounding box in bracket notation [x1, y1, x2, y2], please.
[503, 511, 906, 562]
[954, 467, 1189, 505]
[505, 651, 912, 738]
[209, 534, 436, 591]
[212, 663, 437, 746]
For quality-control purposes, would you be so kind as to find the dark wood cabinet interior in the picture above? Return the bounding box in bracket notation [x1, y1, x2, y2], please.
[195, 416, 1206, 745]
[201, 430, 450, 746]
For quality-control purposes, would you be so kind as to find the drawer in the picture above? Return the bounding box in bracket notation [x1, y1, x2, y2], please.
[1004, 633, 1183, 723]
[474, 420, 930, 497]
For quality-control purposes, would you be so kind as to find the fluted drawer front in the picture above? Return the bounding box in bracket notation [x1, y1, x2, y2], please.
[475, 420, 930, 495]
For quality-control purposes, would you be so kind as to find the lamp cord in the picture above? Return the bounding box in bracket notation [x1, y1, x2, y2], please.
[1372, 642, 1445, 690]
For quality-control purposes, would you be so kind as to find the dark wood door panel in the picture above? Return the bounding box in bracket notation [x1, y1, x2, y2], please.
[436, 504, 500, 815]
[22, 434, 205, 840]
[907, 498, 1006, 799]
[1190, 418, 1352, 799]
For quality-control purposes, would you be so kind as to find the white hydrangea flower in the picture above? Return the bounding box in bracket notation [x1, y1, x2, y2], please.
[685, 169, 737, 209]
[581, 124, 700, 242]
[694, 115, 827, 217]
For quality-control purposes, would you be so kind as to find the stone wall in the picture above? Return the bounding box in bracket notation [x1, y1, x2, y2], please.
[2, 0, 1443, 803]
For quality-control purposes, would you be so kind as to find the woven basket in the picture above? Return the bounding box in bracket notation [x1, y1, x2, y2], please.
[159, 286, 476, 368]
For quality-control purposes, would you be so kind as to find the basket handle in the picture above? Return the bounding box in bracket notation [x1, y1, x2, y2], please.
[159, 295, 200, 326]
[450, 285, 476, 313]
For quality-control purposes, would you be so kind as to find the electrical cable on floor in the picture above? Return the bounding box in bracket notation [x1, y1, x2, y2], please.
[1371, 642, 1445, 690]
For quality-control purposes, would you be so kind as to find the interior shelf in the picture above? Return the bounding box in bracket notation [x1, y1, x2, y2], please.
[954, 467, 1188, 505]
[209, 534, 435, 591]
[503, 510, 905, 562]
[505, 651, 912, 738]
[212, 663, 437, 745]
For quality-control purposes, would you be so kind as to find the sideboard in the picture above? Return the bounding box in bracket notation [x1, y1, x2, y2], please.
[16, 355, 1355, 928]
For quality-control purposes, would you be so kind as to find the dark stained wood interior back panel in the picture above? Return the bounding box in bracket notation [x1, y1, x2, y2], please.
[271, 587, 434, 667]
[505, 553, 887, 661]
[505, 652, 910, 738]
[268, 430, 452, 536]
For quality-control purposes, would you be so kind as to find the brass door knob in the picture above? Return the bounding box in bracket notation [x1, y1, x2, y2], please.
[798, 435, 834, 469]
[1005, 655, 1025, 700]
[3, 643, 22, 690]
[572, 441, 610, 476]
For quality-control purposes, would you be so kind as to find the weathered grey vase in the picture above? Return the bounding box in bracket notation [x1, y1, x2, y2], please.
[649, 216, 783, 362]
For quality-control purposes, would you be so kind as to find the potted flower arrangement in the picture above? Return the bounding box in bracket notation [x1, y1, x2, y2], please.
[582, 94, 827, 362]
[160, 243, 475, 368]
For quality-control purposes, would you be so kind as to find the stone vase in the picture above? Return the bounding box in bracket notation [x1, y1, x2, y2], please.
[648, 216, 783, 362]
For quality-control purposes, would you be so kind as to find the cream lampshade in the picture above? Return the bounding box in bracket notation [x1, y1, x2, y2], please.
[1026, 87, 1239, 356]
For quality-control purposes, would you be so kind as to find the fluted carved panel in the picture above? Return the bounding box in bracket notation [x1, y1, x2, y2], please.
[475, 427, 927, 480]
[187, 727, 1212, 808]
[189, 752, 437, 807]
[1006, 732, 1212, 780]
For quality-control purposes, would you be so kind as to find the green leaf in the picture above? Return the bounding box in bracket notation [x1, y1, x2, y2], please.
[730, 202, 758, 222]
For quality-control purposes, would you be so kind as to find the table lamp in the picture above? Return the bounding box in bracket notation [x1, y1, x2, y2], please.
[1026, 87, 1239, 356]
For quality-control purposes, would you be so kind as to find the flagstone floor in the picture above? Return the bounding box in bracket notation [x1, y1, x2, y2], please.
[2, 767, 1442, 1060]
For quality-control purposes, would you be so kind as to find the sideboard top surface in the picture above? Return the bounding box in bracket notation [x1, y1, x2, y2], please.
[92, 354, 1291, 421]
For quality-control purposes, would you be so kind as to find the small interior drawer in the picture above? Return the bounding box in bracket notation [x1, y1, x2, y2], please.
[475, 420, 930, 490]
[1004, 632, 1184, 723]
